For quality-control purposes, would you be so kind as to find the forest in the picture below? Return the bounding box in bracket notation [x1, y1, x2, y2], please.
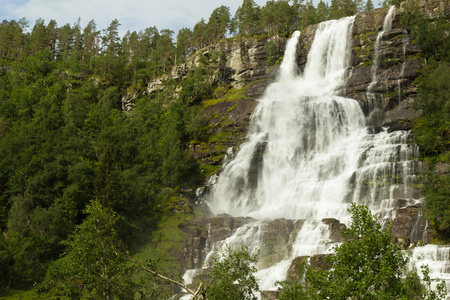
[0, 0, 449, 298]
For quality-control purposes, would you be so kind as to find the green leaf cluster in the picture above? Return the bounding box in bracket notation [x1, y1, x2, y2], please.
[204, 246, 260, 300]
[51, 201, 134, 299]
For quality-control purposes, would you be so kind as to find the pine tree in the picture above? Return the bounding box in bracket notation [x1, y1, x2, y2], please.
[365, 0, 374, 11]
[235, 0, 261, 36]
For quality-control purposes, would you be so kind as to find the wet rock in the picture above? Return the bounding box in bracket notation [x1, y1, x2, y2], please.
[322, 218, 346, 243]
[261, 291, 279, 300]
[287, 254, 329, 280]
[354, 7, 397, 34]
[391, 205, 432, 245]
[179, 218, 209, 270]
[310, 254, 329, 270]
[393, 236, 410, 250]
[259, 218, 300, 268]
[248, 142, 267, 190]
[287, 256, 308, 279]
[208, 216, 256, 247]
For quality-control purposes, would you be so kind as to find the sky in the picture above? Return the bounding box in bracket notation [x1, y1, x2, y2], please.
[0, 0, 317, 36]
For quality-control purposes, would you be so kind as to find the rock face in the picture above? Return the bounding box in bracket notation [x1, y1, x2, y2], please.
[391, 205, 432, 245]
[347, 7, 422, 129]
[179, 216, 255, 270]
[209, 36, 284, 89]
[121, 36, 285, 111]
[297, 6, 424, 130]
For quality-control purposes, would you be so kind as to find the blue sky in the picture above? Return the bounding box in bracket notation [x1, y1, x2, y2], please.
[0, 0, 282, 36]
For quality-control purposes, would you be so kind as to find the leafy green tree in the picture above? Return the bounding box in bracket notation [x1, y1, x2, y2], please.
[316, 0, 330, 23]
[277, 204, 446, 299]
[193, 18, 208, 50]
[25, 18, 47, 57]
[80, 20, 100, 70]
[299, 0, 318, 29]
[56, 201, 134, 299]
[265, 40, 281, 65]
[400, 2, 450, 61]
[97, 19, 126, 84]
[422, 172, 450, 241]
[261, 0, 296, 36]
[413, 61, 450, 160]
[203, 246, 260, 300]
[150, 29, 175, 76]
[329, 0, 356, 20]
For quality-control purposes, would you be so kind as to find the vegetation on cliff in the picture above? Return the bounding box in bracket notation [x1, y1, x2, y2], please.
[399, 0, 450, 241]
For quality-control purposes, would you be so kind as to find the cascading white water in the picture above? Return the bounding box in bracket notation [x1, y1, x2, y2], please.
[366, 6, 395, 125]
[209, 17, 363, 222]
[398, 28, 409, 104]
[367, 5, 395, 94]
[409, 245, 450, 295]
[182, 10, 449, 295]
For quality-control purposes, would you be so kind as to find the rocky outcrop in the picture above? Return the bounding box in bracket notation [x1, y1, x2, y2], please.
[179, 215, 255, 270]
[391, 205, 432, 246]
[209, 36, 284, 89]
[121, 36, 285, 111]
[400, 0, 450, 19]
[346, 7, 423, 129]
[322, 218, 346, 243]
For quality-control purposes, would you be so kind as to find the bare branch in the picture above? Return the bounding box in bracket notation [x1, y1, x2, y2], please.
[126, 251, 196, 295]
[138, 264, 196, 295]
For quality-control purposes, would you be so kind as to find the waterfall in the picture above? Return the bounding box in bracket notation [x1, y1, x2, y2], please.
[181, 11, 449, 296]
[408, 245, 450, 294]
[398, 28, 409, 104]
[367, 5, 395, 93]
[366, 5, 395, 125]
[209, 17, 361, 222]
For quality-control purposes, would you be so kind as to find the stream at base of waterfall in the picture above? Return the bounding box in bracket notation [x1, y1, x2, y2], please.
[181, 10, 450, 299]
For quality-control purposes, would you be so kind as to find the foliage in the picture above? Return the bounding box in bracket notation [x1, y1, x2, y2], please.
[204, 246, 260, 300]
[265, 40, 282, 66]
[400, 2, 450, 61]
[277, 204, 446, 299]
[402, 4, 450, 241]
[412, 60, 450, 161]
[53, 201, 135, 299]
[421, 172, 450, 241]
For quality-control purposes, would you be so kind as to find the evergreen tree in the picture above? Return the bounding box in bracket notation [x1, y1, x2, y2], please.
[175, 27, 193, 64]
[365, 0, 375, 11]
[206, 5, 231, 44]
[316, 0, 330, 23]
[193, 18, 207, 50]
[235, 0, 261, 36]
